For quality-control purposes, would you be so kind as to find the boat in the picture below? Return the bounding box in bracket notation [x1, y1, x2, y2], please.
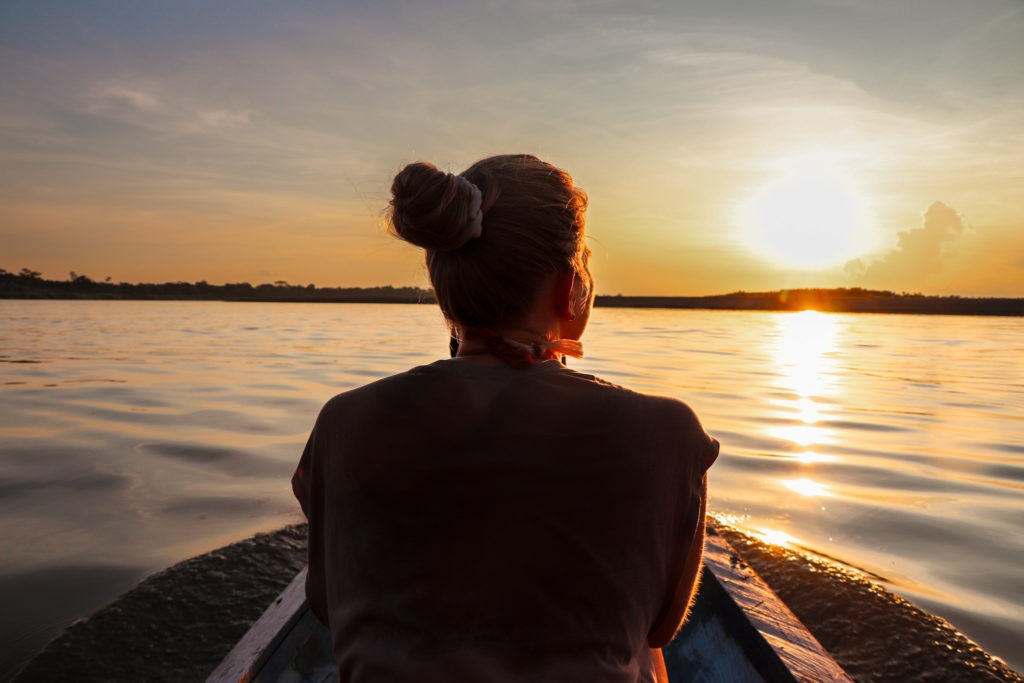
[208, 525, 853, 682]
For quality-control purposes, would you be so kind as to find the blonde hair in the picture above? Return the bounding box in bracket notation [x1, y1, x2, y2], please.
[389, 154, 591, 329]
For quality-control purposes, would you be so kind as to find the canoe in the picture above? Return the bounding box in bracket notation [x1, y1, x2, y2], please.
[208, 526, 852, 682]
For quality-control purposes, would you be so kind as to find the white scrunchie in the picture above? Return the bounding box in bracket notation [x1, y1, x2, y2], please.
[453, 175, 484, 247]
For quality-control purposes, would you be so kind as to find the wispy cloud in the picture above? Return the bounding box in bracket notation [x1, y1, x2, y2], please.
[94, 85, 160, 112]
[83, 82, 251, 135]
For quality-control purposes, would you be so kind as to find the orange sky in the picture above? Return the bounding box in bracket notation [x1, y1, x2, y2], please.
[2, 1, 1022, 296]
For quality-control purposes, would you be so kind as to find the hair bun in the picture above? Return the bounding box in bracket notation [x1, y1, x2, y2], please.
[389, 162, 482, 252]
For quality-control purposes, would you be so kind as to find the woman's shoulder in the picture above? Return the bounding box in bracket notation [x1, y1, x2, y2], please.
[554, 367, 719, 474]
[555, 365, 703, 417]
[315, 362, 442, 418]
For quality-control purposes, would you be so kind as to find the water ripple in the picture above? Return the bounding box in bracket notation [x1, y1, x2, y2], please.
[1, 301, 1022, 673]
[139, 442, 285, 477]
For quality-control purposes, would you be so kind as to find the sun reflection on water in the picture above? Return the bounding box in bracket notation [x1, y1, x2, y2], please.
[753, 528, 797, 548]
[766, 310, 846, 505]
[781, 477, 833, 497]
[790, 450, 835, 465]
[773, 310, 840, 402]
[792, 396, 823, 424]
[765, 424, 833, 446]
[710, 513, 798, 549]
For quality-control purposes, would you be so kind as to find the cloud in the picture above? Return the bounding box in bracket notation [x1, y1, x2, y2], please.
[194, 109, 249, 130]
[845, 201, 968, 288]
[98, 85, 160, 112]
[85, 82, 251, 135]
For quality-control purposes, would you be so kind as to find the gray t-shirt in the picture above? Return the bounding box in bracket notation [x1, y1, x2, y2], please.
[293, 358, 718, 682]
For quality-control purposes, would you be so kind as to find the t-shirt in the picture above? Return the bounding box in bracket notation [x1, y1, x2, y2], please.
[293, 358, 718, 682]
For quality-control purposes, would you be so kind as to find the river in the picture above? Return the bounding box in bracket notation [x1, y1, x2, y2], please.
[1, 300, 1021, 677]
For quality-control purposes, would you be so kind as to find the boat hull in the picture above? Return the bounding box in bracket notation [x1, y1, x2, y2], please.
[209, 526, 851, 682]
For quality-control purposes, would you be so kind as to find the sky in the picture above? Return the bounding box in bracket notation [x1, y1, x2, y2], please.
[2, 0, 1022, 296]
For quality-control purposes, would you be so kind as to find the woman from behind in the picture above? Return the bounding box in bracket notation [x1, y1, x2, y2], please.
[293, 154, 718, 682]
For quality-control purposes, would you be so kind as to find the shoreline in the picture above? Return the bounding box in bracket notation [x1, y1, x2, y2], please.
[3, 294, 1022, 318]
[13, 523, 1022, 683]
[2, 294, 1022, 318]
[3, 274, 1022, 317]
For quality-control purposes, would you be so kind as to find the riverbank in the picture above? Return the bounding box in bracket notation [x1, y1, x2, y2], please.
[12, 523, 1021, 683]
[3, 270, 1022, 316]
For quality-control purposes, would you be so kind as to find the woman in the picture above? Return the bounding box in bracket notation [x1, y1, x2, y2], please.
[293, 154, 718, 682]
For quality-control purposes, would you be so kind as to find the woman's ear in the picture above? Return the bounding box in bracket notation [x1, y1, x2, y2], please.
[553, 268, 576, 322]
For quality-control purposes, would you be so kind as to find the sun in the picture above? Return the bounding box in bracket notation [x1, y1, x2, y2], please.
[738, 159, 874, 270]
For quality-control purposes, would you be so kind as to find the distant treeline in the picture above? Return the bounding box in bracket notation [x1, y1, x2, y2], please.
[595, 289, 1024, 317]
[0, 268, 435, 303]
[2, 268, 1022, 316]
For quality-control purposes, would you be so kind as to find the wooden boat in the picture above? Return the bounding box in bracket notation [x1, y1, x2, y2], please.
[209, 526, 852, 682]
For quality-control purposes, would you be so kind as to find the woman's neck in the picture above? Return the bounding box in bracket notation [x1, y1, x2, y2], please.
[453, 271, 585, 366]
[456, 326, 583, 368]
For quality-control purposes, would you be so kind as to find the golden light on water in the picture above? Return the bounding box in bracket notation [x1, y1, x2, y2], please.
[781, 477, 833, 497]
[710, 514, 799, 549]
[792, 396, 823, 424]
[767, 311, 842, 446]
[766, 310, 846, 501]
[766, 424, 834, 447]
[791, 451, 835, 465]
[752, 528, 798, 548]
[773, 310, 839, 399]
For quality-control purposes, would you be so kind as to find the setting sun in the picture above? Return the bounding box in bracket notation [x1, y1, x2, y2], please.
[739, 160, 874, 270]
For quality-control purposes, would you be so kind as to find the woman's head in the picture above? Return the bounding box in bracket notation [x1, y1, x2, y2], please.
[388, 154, 592, 331]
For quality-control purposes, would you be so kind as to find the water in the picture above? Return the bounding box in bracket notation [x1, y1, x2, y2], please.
[1, 300, 1021, 676]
